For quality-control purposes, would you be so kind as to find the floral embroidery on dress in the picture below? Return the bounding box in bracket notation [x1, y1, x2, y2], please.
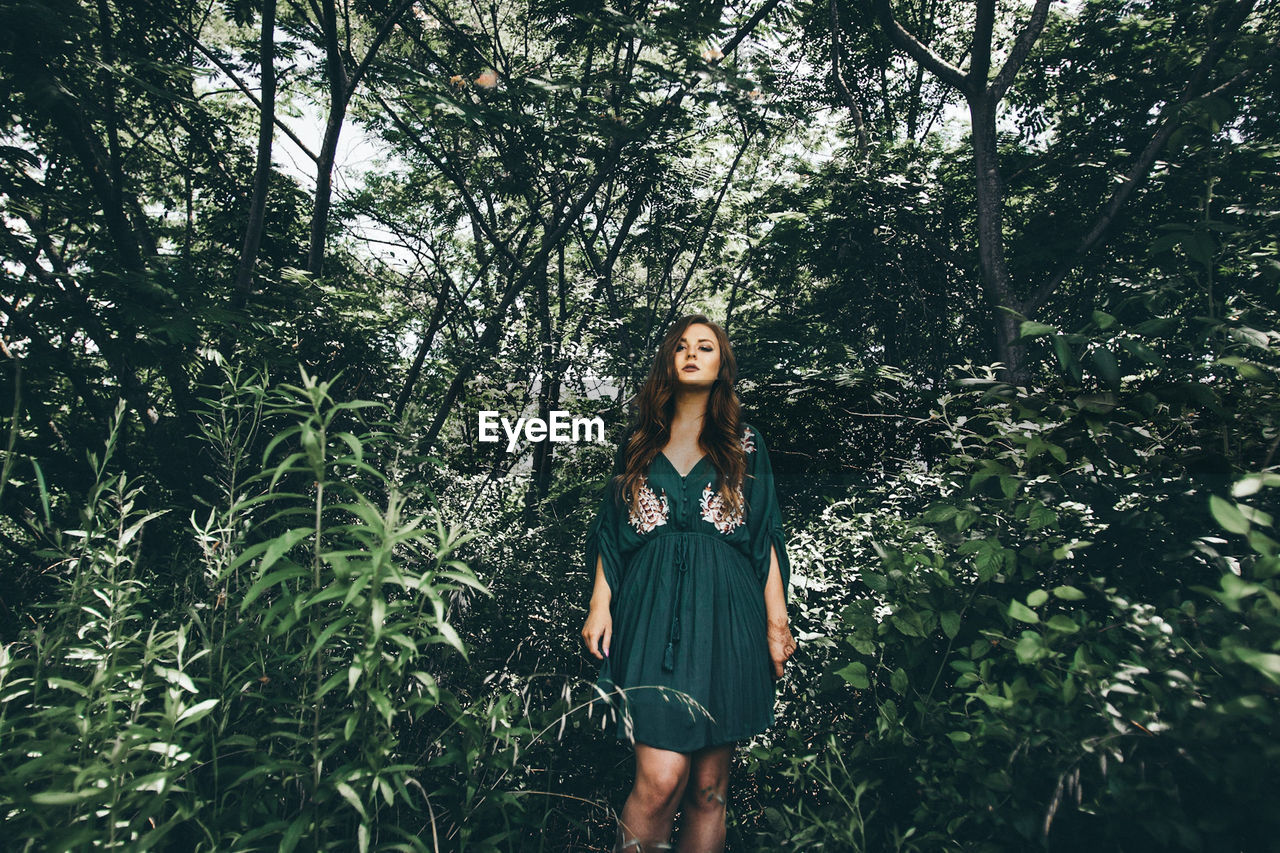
[741, 426, 756, 454]
[628, 477, 670, 534]
[700, 482, 746, 534]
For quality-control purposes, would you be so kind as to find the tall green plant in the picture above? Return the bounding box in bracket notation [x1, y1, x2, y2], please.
[0, 401, 208, 848]
[185, 367, 491, 850]
[1, 368, 547, 851]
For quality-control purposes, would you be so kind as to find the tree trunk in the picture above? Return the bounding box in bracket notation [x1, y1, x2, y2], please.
[967, 91, 1027, 383]
[308, 95, 347, 276]
[307, 0, 349, 276]
[234, 0, 277, 309]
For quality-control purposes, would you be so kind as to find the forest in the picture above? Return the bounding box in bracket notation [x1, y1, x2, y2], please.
[0, 0, 1278, 849]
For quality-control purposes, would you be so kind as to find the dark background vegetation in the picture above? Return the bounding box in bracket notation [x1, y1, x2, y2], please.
[1, 0, 1278, 849]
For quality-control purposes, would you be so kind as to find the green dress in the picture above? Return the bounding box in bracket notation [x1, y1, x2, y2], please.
[585, 422, 791, 753]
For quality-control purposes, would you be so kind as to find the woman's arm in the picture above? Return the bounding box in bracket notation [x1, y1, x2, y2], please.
[590, 554, 612, 610]
[764, 544, 786, 624]
[765, 544, 795, 679]
[582, 554, 613, 659]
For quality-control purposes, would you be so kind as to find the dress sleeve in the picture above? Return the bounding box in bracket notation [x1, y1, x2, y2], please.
[746, 424, 791, 605]
[585, 434, 629, 600]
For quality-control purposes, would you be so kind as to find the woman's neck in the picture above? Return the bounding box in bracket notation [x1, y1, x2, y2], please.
[671, 387, 710, 427]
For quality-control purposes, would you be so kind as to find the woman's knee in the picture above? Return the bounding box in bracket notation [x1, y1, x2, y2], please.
[634, 766, 686, 809]
[681, 775, 727, 814]
[682, 746, 731, 812]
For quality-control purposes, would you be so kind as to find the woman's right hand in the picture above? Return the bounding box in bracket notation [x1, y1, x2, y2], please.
[582, 606, 612, 660]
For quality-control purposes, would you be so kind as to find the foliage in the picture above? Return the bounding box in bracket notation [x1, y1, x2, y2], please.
[2, 0, 1280, 849]
[0, 368, 593, 851]
[743, 214, 1280, 849]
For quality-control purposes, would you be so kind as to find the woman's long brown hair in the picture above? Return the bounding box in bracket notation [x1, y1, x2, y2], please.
[613, 314, 749, 520]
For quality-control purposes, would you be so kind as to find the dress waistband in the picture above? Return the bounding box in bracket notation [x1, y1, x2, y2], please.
[635, 529, 737, 554]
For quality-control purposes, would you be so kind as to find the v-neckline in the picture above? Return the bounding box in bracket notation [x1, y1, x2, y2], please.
[659, 449, 708, 479]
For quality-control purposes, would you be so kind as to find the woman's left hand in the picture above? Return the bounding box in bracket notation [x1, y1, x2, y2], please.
[767, 616, 796, 680]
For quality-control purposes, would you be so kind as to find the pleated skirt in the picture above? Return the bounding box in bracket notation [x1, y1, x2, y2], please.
[595, 531, 774, 753]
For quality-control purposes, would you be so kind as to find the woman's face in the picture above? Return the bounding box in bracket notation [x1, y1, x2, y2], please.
[672, 323, 721, 389]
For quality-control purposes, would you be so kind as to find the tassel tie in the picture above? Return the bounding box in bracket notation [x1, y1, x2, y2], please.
[662, 536, 690, 672]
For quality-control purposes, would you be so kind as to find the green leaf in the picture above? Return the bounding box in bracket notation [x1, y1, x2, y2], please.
[1216, 356, 1269, 381]
[1015, 634, 1043, 663]
[176, 699, 219, 728]
[1119, 338, 1162, 366]
[1008, 601, 1039, 623]
[153, 665, 197, 694]
[1210, 495, 1251, 535]
[969, 461, 1007, 491]
[308, 615, 355, 662]
[1052, 585, 1085, 600]
[1028, 504, 1058, 530]
[1090, 347, 1121, 386]
[1091, 310, 1117, 330]
[433, 569, 491, 595]
[279, 809, 308, 850]
[890, 667, 908, 695]
[31, 459, 51, 526]
[999, 476, 1020, 499]
[1019, 321, 1057, 339]
[922, 504, 958, 523]
[1052, 335, 1083, 383]
[976, 545, 1008, 581]
[941, 611, 961, 639]
[1074, 392, 1118, 414]
[1047, 614, 1079, 634]
[1183, 230, 1216, 269]
[434, 620, 470, 661]
[31, 789, 104, 805]
[1232, 473, 1280, 497]
[1026, 589, 1049, 607]
[973, 691, 1014, 711]
[835, 661, 869, 689]
[1234, 648, 1280, 685]
[861, 571, 888, 593]
[1052, 540, 1090, 560]
[335, 781, 367, 818]
[348, 663, 363, 695]
[891, 613, 924, 638]
[45, 677, 89, 696]
[241, 565, 309, 610]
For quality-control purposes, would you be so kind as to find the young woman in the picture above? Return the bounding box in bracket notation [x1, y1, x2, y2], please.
[582, 314, 797, 852]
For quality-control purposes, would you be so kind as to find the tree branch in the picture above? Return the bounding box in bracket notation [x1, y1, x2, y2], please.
[830, 0, 868, 152]
[346, 0, 418, 95]
[169, 21, 319, 162]
[371, 92, 521, 266]
[990, 0, 1053, 101]
[1026, 0, 1260, 315]
[872, 0, 968, 93]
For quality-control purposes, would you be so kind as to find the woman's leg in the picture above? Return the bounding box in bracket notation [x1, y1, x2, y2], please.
[674, 742, 733, 853]
[616, 743, 691, 851]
